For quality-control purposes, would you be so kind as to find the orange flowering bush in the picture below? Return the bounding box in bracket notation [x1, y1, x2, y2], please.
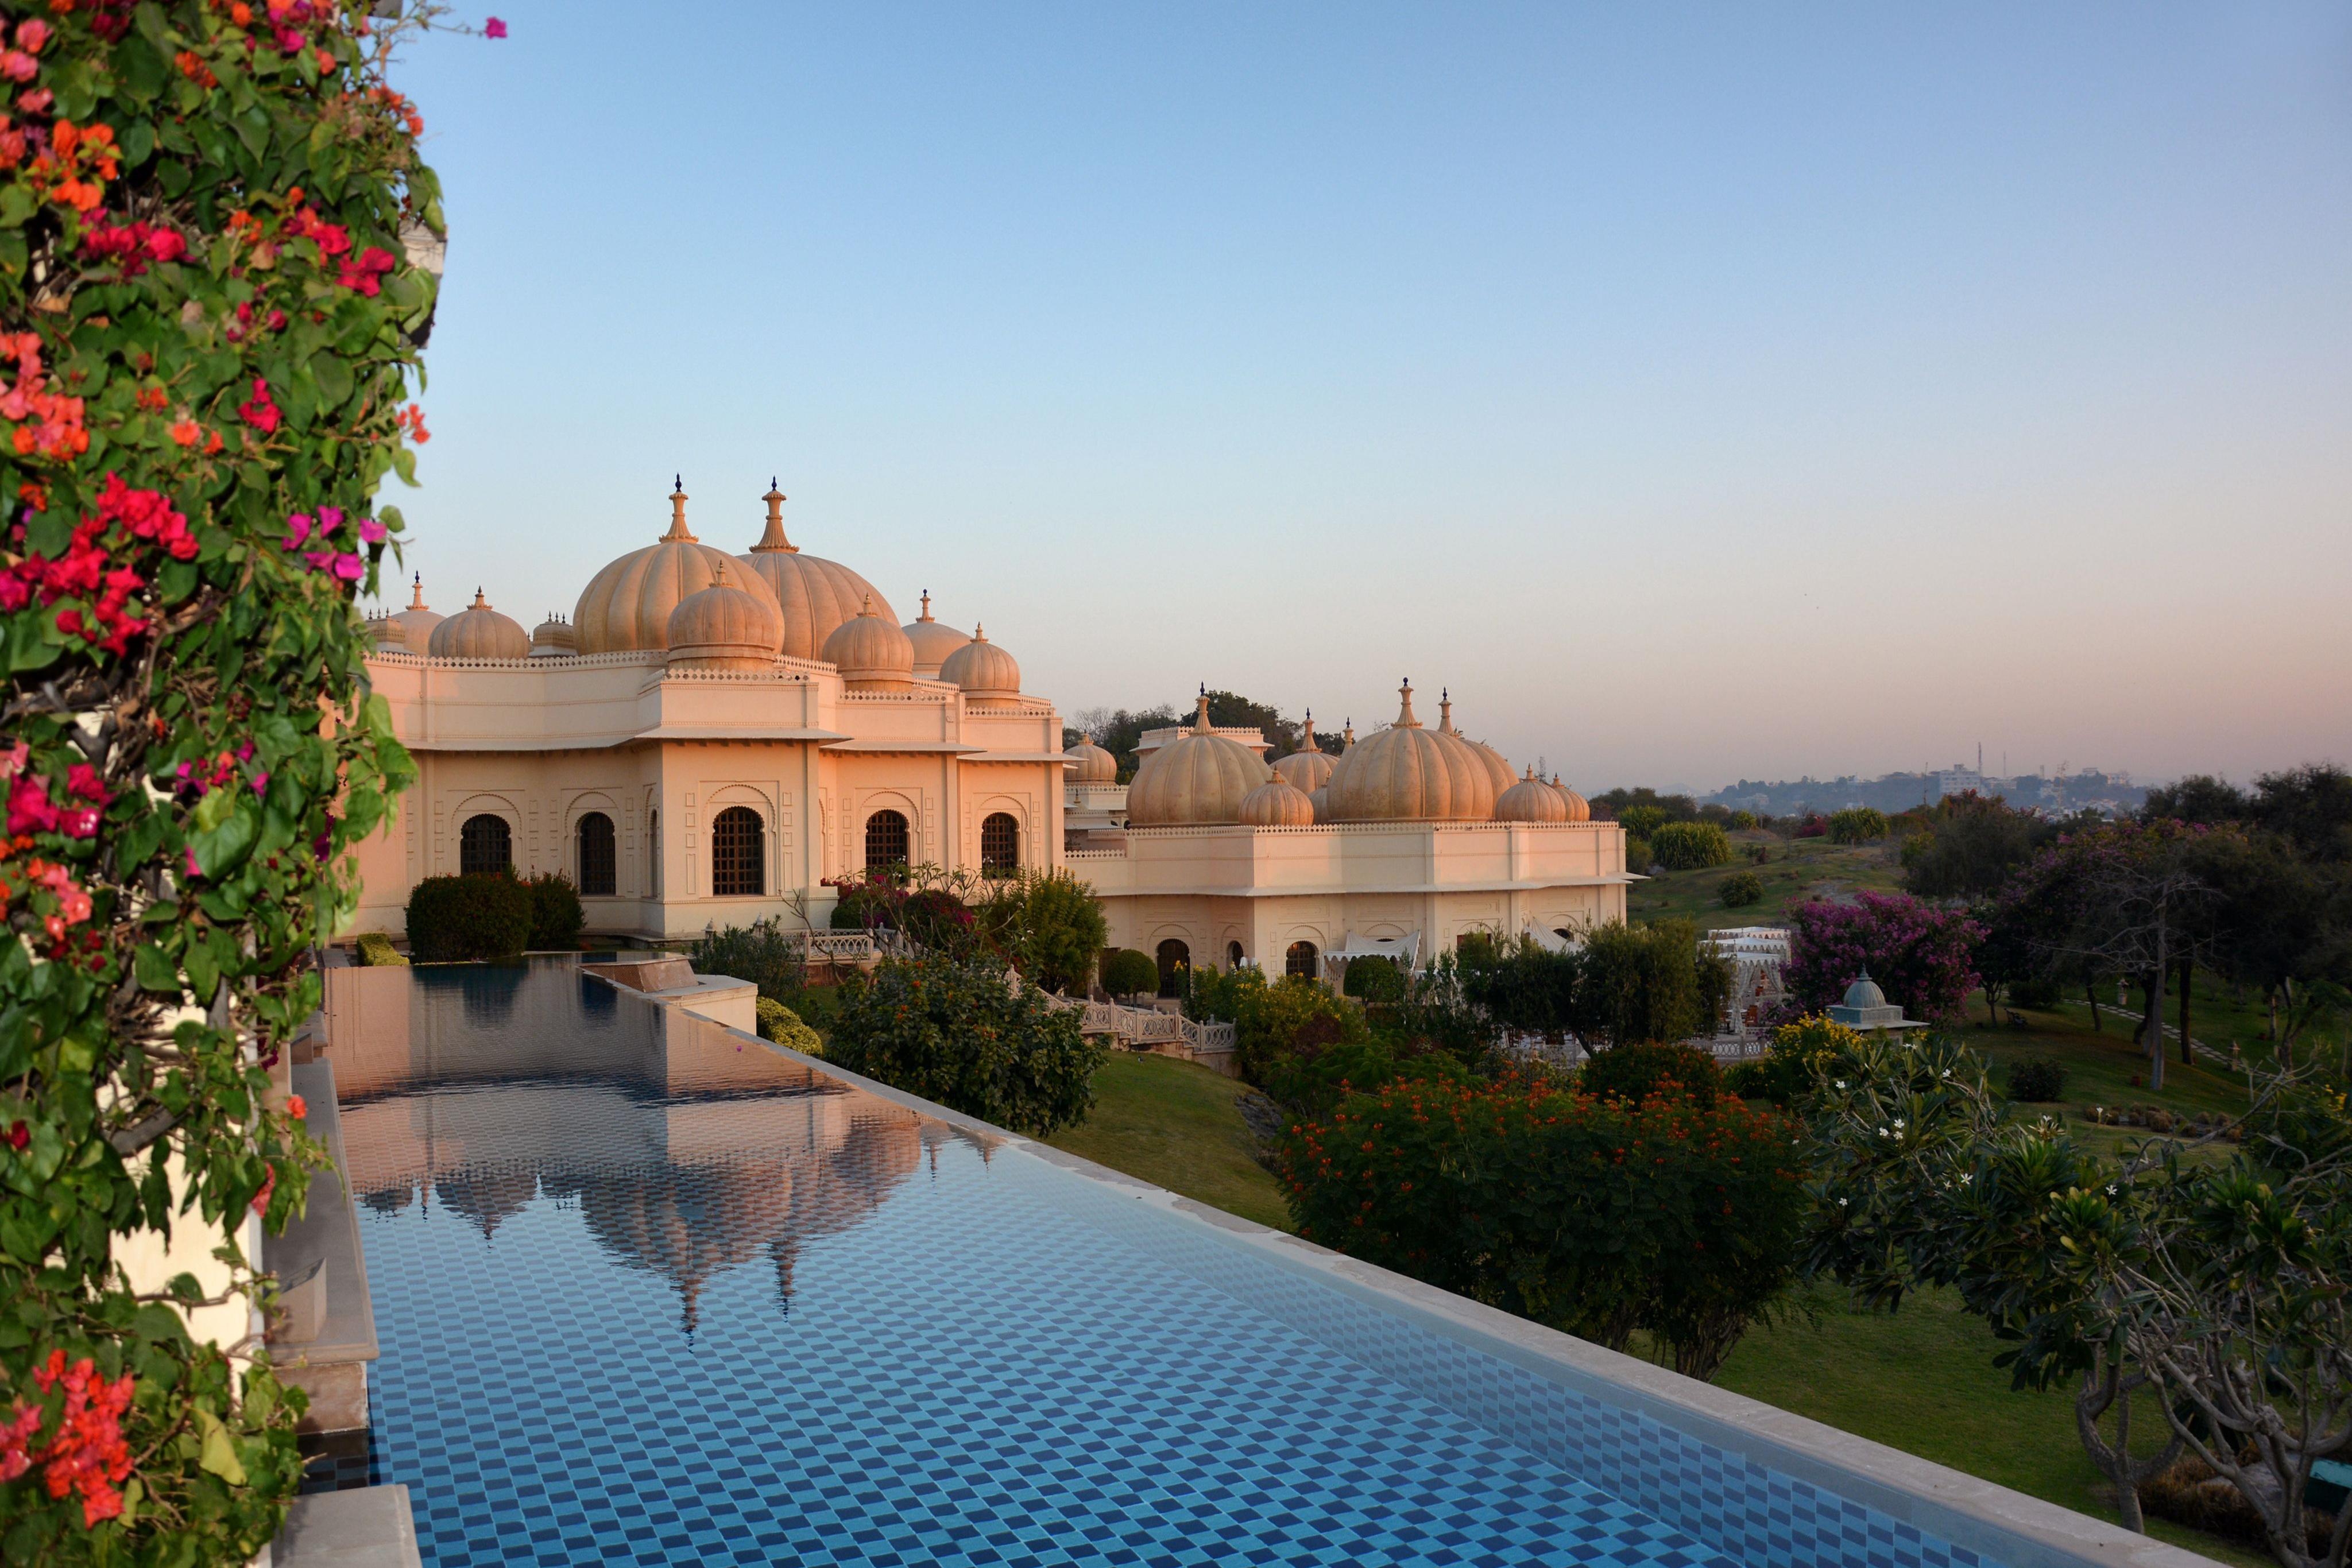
[0, 1, 474, 1558]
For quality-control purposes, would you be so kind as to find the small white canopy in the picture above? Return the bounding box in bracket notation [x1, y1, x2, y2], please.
[1321, 931, 1422, 973]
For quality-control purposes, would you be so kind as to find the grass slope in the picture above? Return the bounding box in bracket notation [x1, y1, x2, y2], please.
[1045, 1051, 1294, 1232]
[1627, 833, 1906, 927]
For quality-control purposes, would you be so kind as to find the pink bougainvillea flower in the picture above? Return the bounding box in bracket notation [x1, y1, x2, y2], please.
[281, 513, 312, 549]
[16, 19, 50, 52]
[0, 50, 38, 83]
[484, 17, 508, 38]
[359, 517, 386, 543]
[17, 86, 49, 113]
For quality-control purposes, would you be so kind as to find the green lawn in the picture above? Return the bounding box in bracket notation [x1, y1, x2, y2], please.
[1045, 1051, 1295, 1231]
[1627, 833, 1906, 927]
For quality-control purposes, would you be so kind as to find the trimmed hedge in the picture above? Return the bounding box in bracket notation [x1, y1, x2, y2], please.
[1101, 948, 1158, 1000]
[527, 873, 585, 951]
[356, 932, 409, 967]
[2006, 1056, 2068, 1102]
[1578, 1040, 1723, 1109]
[405, 874, 533, 962]
[1719, 870, 1764, 908]
[1343, 954, 1407, 1004]
[756, 997, 823, 1055]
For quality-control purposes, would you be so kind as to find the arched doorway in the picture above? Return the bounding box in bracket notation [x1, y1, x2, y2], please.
[711, 806, 764, 896]
[864, 809, 910, 874]
[1155, 939, 1190, 998]
[980, 812, 1019, 876]
[1285, 940, 1319, 979]
[459, 814, 510, 876]
[648, 808, 660, 897]
[576, 812, 616, 896]
[1226, 940, 1244, 969]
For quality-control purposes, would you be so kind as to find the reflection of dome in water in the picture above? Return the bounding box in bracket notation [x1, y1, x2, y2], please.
[434, 1164, 540, 1240]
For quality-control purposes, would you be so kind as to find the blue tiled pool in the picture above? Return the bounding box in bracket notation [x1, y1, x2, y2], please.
[322, 962, 2010, 1568]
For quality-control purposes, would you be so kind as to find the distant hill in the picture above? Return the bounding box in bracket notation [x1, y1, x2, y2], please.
[1700, 769, 2146, 820]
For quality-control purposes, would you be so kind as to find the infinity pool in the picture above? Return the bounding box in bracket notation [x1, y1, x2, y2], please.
[318, 961, 2010, 1568]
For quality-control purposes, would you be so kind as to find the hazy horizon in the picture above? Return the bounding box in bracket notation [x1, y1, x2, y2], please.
[374, 3, 2352, 792]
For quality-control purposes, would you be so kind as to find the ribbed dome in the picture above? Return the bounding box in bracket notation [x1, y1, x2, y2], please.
[938, 625, 1020, 699]
[1271, 708, 1336, 793]
[388, 572, 442, 650]
[428, 590, 531, 660]
[1438, 691, 1515, 798]
[1495, 765, 1570, 824]
[1552, 775, 1592, 823]
[903, 591, 970, 679]
[819, 594, 915, 690]
[1324, 682, 1498, 822]
[735, 481, 894, 661]
[1308, 785, 1331, 823]
[367, 612, 406, 651]
[576, 481, 786, 655]
[1240, 775, 1317, 827]
[667, 560, 785, 671]
[1128, 693, 1271, 827]
[1064, 733, 1116, 785]
[1842, 970, 1889, 1012]
[529, 614, 577, 658]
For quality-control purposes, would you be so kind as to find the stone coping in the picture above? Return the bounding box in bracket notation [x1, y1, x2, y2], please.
[271, 1483, 421, 1567]
[262, 1060, 377, 1372]
[699, 1015, 2220, 1568]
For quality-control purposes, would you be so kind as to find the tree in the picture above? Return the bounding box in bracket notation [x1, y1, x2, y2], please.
[0, 5, 443, 1556]
[1100, 948, 1158, 1001]
[979, 869, 1107, 993]
[1783, 891, 1983, 1023]
[2250, 764, 2352, 864]
[1804, 1034, 2352, 1566]
[1827, 807, 1887, 844]
[2141, 773, 2251, 827]
[1282, 1075, 1806, 1380]
[1650, 820, 1732, 870]
[1591, 787, 1697, 824]
[1900, 791, 2055, 900]
[828, 954, 1105, 1135]
[1571, 919, 1730, 1047]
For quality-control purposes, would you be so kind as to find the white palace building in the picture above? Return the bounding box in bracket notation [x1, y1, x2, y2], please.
[353, 482, 1630, 988]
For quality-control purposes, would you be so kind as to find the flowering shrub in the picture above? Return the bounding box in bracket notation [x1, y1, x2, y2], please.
[827, 953, 1105, 1135]
[1282, 1075, 1808, 1380]
[0, 3, 451, 1555]
[1724, 1014, 1863, 1106]
[1784, 889, 1983, 1021]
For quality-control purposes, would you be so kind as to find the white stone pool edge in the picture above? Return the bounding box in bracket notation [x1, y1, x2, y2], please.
[625, 978, 2222, 1568]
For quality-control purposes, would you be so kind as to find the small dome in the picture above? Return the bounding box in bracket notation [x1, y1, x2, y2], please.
[367, 612, 406, 651]
[735, 481, 895, 660]
[1496, 765, 1570, 823]
[1240, 775, 1316, 827]
[1438, 691, 1515, 798]
[576, 481, 787, 655]
[530, 613, 577, 657]
[1842, 969, 1889, 1012]
[1552, 775, 1592, 823]
[388, 572, 442, 649]
[819, 594, 915, 690]
[1065, 732, 1116, 785]
[1128, 692, 1271, 826]
[667, 560, 784, 671]
[1271, 708, 1336, 793]
[428, 590, 531, 660]
[1308, 785, 1331, 823]
[903, 591, 970, 679]
[1324, 682, 1498, 822]
[938, 624, 1020, 699]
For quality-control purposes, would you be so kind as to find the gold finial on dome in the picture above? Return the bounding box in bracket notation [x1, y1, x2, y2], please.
[1394, 680, 1420, 729]
[752, 478, 796, 554]
[664, 476, 695, 543]
[409, 571, 427, 610]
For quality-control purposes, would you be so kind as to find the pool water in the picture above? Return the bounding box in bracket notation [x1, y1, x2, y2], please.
[322, 962, 1997, 1568]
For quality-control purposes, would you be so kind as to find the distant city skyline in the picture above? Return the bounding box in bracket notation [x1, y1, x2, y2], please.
[376, 2, 2351, 789]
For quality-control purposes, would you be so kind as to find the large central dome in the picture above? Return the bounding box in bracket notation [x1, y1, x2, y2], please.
[736, 482, 894, 661]
[1324, 682, 1498, 822]
[1127, 692, 1271, 826]
[575, 481, 786, 656]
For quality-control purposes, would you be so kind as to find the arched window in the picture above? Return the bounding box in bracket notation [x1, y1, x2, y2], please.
[711, 806, 764, 897]
[1155, 939, 1190, 998]
[980, 812, 1019, 876]
[1285, 940, 1319, 979]
[648, 809, 660, 897]
[459, 814, 510, 876]
[1227, 940, 1245, 969]
[864, 809, 910, 874]
[576, 812, 616, 897]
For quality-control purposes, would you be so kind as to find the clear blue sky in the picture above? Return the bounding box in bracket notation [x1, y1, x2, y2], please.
[377, 2, 2352, 794]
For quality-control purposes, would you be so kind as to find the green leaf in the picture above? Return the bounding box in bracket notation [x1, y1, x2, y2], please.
[133, 943, 181, 994]
[195, 1406, 247, 1485]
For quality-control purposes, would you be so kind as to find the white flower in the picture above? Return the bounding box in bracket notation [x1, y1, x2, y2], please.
[2106, 1185, 2118, 1197]
[1835, 1080, 1847, 1090]
[1959, 1173, 1972, 1186]
[1877, 1127, 1890, 1138]
[1893, 1118, 1906, 1131]
[1838, 1197, 1849, 1207]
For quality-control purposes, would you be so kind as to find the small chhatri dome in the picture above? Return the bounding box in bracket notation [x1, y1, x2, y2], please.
[576, 480, 787, 656]
[735, 480, 895, 660]
[668, 559, 786, 671]
[1240, 773, 1317, 827]
[819, 593, 915, 690]
[1308, 784, 1332, 823]
[938, 623, 1021, 699]
[1323, 680, 1499, 822]
[1552, 774, 1592, 823]
[1842, 968, 1889, 1013]
[1271, 707, 1336, 793]
[1495, 764, 1570, 824]
[428, 589, 531, 660]
[367, 611, 406, 651]
[389, 571, 443, 649]
[529, 612, 577, 657]
[903, 590, 971, 679]
[1127, 689, 1272, 827]
[1064, 731, 1117, 785]
[1439, 691, 1515, 797]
